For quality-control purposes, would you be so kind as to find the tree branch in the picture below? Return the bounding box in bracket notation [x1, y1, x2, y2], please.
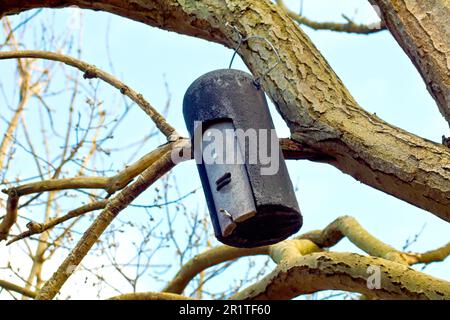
[369, 0, 450, 128]
[302, 216, 410, 264]
[0, 188, 19, 241]
[2, 177, 110, 197]
[231, 251, 450, 300]
[0, 50, 177, 138]
[279, 138, 333, 161]
[0, 145, 173, 241]
[1, 0, 448, 222]
[276, 0, 386, 34]
[35, 140, 186, 300]
[163, 245, 269, 294]
[301, 215, 450, 266]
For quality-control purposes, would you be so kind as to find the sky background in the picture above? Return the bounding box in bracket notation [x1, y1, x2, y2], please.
[0, 0, 449, 299]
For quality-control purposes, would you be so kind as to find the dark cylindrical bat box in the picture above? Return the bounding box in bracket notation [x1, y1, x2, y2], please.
[183, 69, 302, 248]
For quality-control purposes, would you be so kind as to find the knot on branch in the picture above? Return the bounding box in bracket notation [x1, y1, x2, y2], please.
[83, 66, 97, 79]
[7, 187, 19, 198]
[120, 86, 129, 94]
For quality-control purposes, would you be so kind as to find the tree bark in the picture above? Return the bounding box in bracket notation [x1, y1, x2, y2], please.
[231, 251, 450, 300]
[1, 0, 449, 222]
[370, 0, 450, 127]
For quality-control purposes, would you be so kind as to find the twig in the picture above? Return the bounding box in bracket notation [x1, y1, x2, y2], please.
[231, 251, 450, 300]
[7, 200, 108, 245]
[0, 188, 18, 240]
[163, 245, 269, 294]
[0, 50, 177, 138]
[35, 140, 186, 300]
[276, 0, 386, 34]
[0, 144, 177, 240]
[0, 279, 37, 298]
[164, 216, 450, 295]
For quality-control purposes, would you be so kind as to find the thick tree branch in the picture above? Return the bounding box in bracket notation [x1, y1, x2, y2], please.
[301, 216, 411, 264]
[163, 245, 270, 294]
[0, 144, 173, 241]
[0, 54, 31, 169]
[163, 216, 449, 297]
[279, 138, 332, 162]
[231, 251, 450, 300]
[268, 239, 322, 264]
[1, 0, 448, 222]
[0, 188, 18, 240]
[369, 0, 450, 128]
[408, 242, 450, 265]
[301, 216, 450, 266]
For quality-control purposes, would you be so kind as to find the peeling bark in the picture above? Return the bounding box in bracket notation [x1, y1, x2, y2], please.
[163, 218, 450, 299]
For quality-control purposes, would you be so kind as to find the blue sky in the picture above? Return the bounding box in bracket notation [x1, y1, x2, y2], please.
[0, 0, 449, 299]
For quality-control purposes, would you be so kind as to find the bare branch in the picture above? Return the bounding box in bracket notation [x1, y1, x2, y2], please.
[164, 216, 450, 296]
[0, 20, 32, 169]
[3, 177, 110, 197]
[7, 200, 108, 245]
[231, 251, 450, 300]
[0, 50, 177, 138]
[301, 216, 409, 264]
[302, 216, 450, 266]
[279, 138, 332, 162]
[35, 140, 185, 300]
[0, 188, 18, 240]
[276, 0, 386, 34]
[0, 279, 37, 298]
[1, 0, 448, 222]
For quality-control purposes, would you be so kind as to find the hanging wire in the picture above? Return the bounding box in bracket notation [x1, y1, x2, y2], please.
[226, 23, 281, 88]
